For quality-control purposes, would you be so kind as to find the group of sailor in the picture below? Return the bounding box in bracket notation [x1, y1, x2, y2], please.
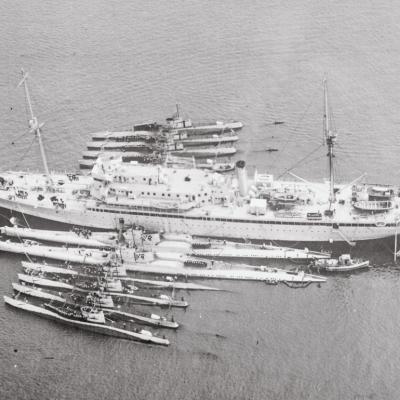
[71, 227, 92, 239]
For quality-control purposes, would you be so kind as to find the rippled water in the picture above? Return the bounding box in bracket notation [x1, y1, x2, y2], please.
[1, 1, 400, 399]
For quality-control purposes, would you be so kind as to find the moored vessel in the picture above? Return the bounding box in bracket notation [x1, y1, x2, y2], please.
[12, 282, 115, 308]
[12, 283, 179, 328]
[121, 263, 326, 283]
[17, 273, 189, 307]
[0, 240, 126, 275]
[4, 296, 170, 345]
[311, 254, 370, 272]
[1, 73, 399, 244]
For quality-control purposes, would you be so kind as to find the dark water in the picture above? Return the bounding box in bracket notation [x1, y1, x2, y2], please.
[1, 1, 400, 399]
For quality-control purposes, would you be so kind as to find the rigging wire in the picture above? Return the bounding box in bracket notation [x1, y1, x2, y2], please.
[334, 143, 369, 176]
[12, 137, 37, 170]
[0, 130, 30, 155]
[27, 75, 87, 158]
[268, 79, 325, 175]
[276, 145, 324, 179]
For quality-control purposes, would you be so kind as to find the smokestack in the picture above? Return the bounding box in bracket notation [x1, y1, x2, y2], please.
[236, 160, 247, 197]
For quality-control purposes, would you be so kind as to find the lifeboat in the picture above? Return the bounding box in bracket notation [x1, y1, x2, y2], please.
[353, 200, 394, 212]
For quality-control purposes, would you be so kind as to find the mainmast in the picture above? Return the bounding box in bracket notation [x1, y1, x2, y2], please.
[323, 77, 337, 206]
[18, 69, 51, 184]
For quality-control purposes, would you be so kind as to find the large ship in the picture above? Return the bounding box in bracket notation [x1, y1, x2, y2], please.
[0, 73, 399, 244]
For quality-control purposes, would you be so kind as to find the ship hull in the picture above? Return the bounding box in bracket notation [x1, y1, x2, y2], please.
[174, 135, 239, 147]
[176, 122, 243, 135]
[4, 296, 169, 345]
[0, 199, 398, 243]
[190, 248, 327, 259]
[169, 147, 236, 158]
[119, 264, 326, 282]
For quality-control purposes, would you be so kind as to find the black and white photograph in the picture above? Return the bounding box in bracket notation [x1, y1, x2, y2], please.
[1, 1, 399, 399]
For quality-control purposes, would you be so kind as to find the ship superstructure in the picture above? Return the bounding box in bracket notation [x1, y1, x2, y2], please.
[0, 73, 399, 243]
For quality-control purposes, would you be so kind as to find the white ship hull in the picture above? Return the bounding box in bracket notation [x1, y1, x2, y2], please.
[190, 247, 326, 259]
[176, 121, 243, 135]
[0, 197, 397, 243]
[121, 263, 326, 282]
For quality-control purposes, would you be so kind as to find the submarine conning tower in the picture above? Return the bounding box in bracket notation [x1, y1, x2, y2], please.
[236, 160, 247, 197]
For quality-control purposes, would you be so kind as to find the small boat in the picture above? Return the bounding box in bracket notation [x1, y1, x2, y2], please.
[164, 155, 235, 173]
[209, 163, 235, 172]
[312, 254, 370, 272]
[4, 296, 170, 345]
[283, 281, 311, 288]
[273, 121, 284, 125]
[269, 192, 299, 205]
[353, 200, 394, 212]
[265, 148, 278, 152]
[367, 186, 397, 200]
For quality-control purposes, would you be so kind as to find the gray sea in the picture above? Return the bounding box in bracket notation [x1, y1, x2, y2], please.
[1, 1, 400, 399]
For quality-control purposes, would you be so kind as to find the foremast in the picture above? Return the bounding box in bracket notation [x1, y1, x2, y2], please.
[18, 70, 52, 185]
[323, 77, 337, 207]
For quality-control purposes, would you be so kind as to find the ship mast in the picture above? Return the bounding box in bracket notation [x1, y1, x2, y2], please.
[324, 77, 337, 206]
[18, 70, 51, 184]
